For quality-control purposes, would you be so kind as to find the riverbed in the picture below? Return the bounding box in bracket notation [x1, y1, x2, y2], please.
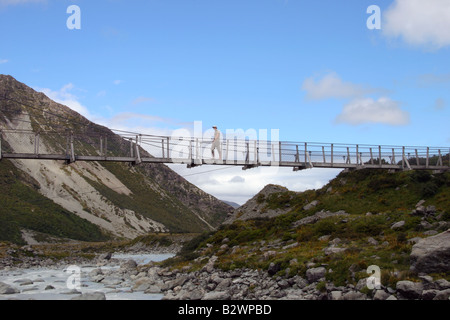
[0, 252, 174, 300]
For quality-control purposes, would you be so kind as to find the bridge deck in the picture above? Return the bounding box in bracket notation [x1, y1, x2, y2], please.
[0, 129, 448, 171]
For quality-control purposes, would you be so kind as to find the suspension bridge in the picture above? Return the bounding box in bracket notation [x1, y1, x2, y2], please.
[0, 129, 448, 172]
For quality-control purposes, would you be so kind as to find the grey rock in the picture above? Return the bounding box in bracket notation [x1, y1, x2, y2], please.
[391, 221, 405, 230]
[303, 200, 319, 211]
[122, 259, 137, 269]
[433, 289, 450, 300]
[267, 262, 281, 276]
[324, 246, 347, 256]
[99, 252, 112, 260]
[216, 278, 232, 291]
[164, 275, 189, 291]
[416, 200, 426, 208]
[306, 267, 326, 283]
[277, 279, 290, 290]
[293, 210, 349, 227]
[422, 289, 439, 300]
[71, 291, 106, 300]
[330, 291, 343, 300]
[373, 290, 390, 300]
[410, 229, 450, 274]
[133, 277, 154, 292]
[202, 291, 230, 300]
[426, 205, 436, 214]
[61, 289, 82, 295]
[435, 279, 450, 290]
[14, 278, 33, 286]
[396, 280, 423, 299]
[89, 268, 103, 277]
[144, 285, 162, 294]
[0, 282, 19, 294]
[188, 288, 205, 300]
[342, 291, 367, 300]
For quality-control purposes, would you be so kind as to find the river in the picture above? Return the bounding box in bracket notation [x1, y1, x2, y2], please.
[0, 252, 174, 300]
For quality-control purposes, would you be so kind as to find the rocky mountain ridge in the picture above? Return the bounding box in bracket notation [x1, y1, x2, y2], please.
[0, 75, 233, 243]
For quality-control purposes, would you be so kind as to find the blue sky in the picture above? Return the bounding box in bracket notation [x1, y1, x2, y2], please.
[1, 0, 449, 204]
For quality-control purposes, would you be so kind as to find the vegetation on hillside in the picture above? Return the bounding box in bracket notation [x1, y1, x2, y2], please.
[0, 159, 110, 245]
[166, 168, 450, 288]
[0, 75, 231, 243]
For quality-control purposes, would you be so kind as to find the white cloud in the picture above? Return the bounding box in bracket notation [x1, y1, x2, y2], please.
[113, 80, 122, 85]
[383, 0, 450, 49]
[335, 97, 410, 126]
[168, 164, 341, 205]
[37, 83, 92, 119]
[0, 59, 8, 64]
[301, 72, 379, 100]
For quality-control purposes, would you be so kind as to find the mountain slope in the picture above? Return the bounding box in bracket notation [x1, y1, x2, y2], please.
[168, 168, 450, 290]
[0, 75, 233, 243]
[227, 167, 450, 224]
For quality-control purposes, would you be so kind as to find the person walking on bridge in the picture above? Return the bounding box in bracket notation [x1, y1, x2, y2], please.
[211, 125, 222, 161]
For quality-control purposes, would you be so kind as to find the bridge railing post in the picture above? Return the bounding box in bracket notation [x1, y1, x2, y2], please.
[304, 143, 307, 166]
[279, 141, 282, 163]
[378, 146, 382, 166]
[331, 144, 334, 167]
[167, 137, 170, 160]
[322, 146, 326, 164]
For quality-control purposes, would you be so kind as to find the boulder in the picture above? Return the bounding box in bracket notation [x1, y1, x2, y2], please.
[306, 267, 326, 283]
[396, 280, 423, 299]
[330, 291, 343, 300]
[373, 290, 390, 300]
[0, 282, 19, 295]
[122, 259, 138, 269]
[433, 289, 450, 300]
[303, 200, 319, 211]
[410, 229, 450, 274]
[133, 277, 155, 291]
[202, 291, 230, 300]
[267, 262, 281, 276]
[342, 291, 367, 300]
[391, 221, 405, 230]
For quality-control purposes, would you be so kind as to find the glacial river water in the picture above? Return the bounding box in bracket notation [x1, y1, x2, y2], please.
[0, 253, 174, 300]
